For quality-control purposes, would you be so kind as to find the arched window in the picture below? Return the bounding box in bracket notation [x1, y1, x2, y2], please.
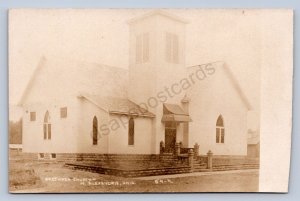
[43, 111, 51, 140]
[93, 116, 98, 145]
[128, 117, 134, 145]
[216, 115, 225, 143]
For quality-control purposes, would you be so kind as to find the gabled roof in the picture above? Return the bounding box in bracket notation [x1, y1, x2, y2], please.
[187, 61, 253, 110]
[222, 63, 253, 110]
[163, 103, 188, 115]
[18, 56, 128, 105]
[18, 56, 47, 106]
[162, 103, 191, 122]
[127, 10, 189, 25]
[79, 94, 155, 118]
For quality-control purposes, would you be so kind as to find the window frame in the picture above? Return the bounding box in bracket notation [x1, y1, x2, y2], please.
[216, 115, 225, 144]
[30, 112, 36, 121]
[60, 107, 68, 118]
[92, 116, 98, 145]
[128, 117, 135, 146]
[38, 153, 45, 160]
[50, 153, 57, 160]
[135, 33, 150, 64]
[43, 111, 51, 140]
[165, 32, 179, 64]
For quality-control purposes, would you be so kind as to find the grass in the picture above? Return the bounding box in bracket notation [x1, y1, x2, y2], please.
[9, 158, 259, 193]
[9, 161, 43, 191]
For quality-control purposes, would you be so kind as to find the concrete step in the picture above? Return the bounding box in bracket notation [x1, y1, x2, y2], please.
[193, 164, 207, 168]
[194, 167, 208, 170]
[213, 164, 259, 169]
[194, 169, 211, 172]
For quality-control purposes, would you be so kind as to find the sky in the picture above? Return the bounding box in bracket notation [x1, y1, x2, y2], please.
[9, 9, 261, 125]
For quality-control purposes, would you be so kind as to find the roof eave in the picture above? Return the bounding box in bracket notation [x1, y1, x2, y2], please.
[78, 95, 110, 113]
[109, 111, 155, 118]
[222, 63, 253, 111]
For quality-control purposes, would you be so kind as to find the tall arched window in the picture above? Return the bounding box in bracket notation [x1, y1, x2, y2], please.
[216, 115, 225, 143]
[128, 117, 134, 145]
[93, 116, 98, 145]
[43, 111, 51, 140]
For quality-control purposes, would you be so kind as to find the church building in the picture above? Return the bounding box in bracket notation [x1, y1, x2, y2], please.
[19, 11, 252, 159]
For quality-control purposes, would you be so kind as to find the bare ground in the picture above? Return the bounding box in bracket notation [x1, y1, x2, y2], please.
[9, 160, 259, 193]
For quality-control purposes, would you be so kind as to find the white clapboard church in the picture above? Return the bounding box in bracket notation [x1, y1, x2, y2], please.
[19, 11, 253, 159]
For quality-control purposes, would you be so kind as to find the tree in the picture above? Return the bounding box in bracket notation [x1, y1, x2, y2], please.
[9, 118, 22, 144]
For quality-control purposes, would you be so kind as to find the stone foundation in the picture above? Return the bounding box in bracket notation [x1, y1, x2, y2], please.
[65, 163, 192, 177]
[10, 150, 259, 177]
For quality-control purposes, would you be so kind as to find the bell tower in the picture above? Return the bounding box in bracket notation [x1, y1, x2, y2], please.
[128, 10, 188, 154]
[128, 10, 188, 110]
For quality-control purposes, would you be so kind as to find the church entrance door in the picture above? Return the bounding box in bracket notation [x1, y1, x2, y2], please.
[165, 122, 177, 153]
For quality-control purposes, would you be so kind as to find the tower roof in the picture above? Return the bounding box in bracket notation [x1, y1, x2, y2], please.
[127, 10, 189, 25]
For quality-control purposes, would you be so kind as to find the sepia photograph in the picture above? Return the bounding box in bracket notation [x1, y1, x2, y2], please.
[8, 9, 292, 193]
